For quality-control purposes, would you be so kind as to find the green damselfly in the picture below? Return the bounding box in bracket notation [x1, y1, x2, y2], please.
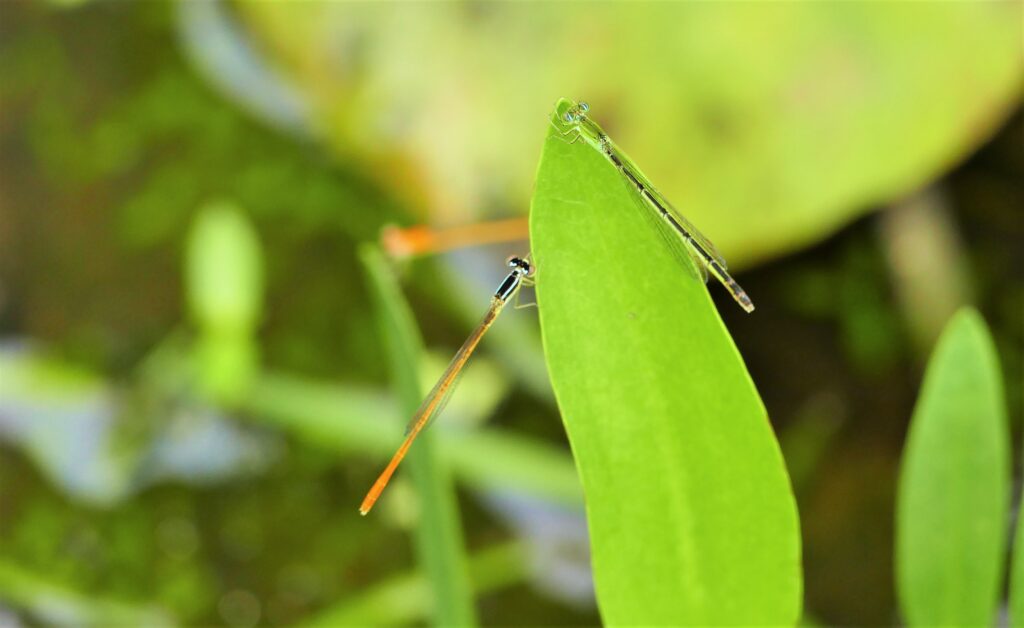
[555, 100, 754, 313]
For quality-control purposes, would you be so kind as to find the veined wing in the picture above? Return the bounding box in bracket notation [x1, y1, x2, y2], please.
[361, 298, 504, 515]
[616, 166, 709, 284]
[608, 138, 729, 270]
[404, 298, 503, 437]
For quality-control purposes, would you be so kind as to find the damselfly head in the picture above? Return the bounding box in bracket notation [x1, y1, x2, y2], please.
[562, 101, 590, 124]
[506, 256, 535, 277]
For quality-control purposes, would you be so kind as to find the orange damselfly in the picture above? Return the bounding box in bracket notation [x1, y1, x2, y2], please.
[381, 218, 529, 259]
[360, 255, 535, 515]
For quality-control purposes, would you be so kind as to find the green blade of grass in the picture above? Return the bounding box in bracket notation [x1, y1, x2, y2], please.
[896, 308, 1010, 626]
[301, 542, 525, 627]
[530, 99, 801, 624]
[359, 244, 477, 627]
[0, 559, 172, 627]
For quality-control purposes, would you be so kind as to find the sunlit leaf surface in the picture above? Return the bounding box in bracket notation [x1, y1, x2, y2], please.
[530, 100, 801, 623]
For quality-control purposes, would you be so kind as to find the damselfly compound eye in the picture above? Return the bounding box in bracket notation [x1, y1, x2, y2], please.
[506, 256, 534, 276]
[579, 102, 590, 113]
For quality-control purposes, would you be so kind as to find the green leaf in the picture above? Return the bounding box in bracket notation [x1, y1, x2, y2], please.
[359, 244, 477, 627]
[185, 200, 263, 333]
[302, 542, 525, 628]
[896, 308, 1010, 626]
[530, 99, 801, 624]
[238, 3, 1021, 267]
[185, 201, 264, 402]
[0, 559, 172, 627]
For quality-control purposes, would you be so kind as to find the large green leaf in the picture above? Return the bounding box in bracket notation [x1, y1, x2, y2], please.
[234, 2, 1021, 266]
[896, 309, 1010, 626]
[530, 100, 800, 623]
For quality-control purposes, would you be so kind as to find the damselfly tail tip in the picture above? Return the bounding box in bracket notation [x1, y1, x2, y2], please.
[739, 297, 755, 314]
[724, 277, 755, 313]
[359, 493, 377, 516]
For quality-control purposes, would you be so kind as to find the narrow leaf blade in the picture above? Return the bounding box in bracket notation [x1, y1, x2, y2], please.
[359, 245, 477, 627]
[896, 308, 1010, 626]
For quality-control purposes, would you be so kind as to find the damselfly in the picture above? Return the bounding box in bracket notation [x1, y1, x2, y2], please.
[555, 100, 754, 313]
[360, 256, 535, 515]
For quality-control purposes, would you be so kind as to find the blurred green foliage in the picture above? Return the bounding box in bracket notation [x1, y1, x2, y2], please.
[531, 100, 800, 623]
[186, 201, 263, 403]
[0, 558, 170, 626]
[238, 2, 1021, 266]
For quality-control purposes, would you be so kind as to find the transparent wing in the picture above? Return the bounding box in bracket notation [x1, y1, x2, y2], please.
[404, 299, 503, 436]
[609, 139, 728, 270]
[664, 200, 728, 271]
[362, 298, 505, 515]
[403, 356, 468, 436]
[617, 171, 708, 283]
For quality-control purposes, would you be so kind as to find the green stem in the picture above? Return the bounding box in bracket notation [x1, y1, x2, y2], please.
[301, 541, 525, 627]
[0, 559, 171, 627]
[359, 244, 477, 626]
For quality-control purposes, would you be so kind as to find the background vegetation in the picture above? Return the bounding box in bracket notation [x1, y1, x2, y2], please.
[0, 1, 1020, 625]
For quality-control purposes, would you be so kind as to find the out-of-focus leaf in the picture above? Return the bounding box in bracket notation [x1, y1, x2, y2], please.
[530, 100, 801, 623]
[185, 201, 264, 402]
[302, 542, 524, 628]
[177, 0, 312, 136]
[896, 308, 1009, 626]
[185, 201, 263, 332]
[358, 244, 476, 626]
[241, 372, 583, 506]
[0, 559, 172, 627]
[234, 2, 1021, 266]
